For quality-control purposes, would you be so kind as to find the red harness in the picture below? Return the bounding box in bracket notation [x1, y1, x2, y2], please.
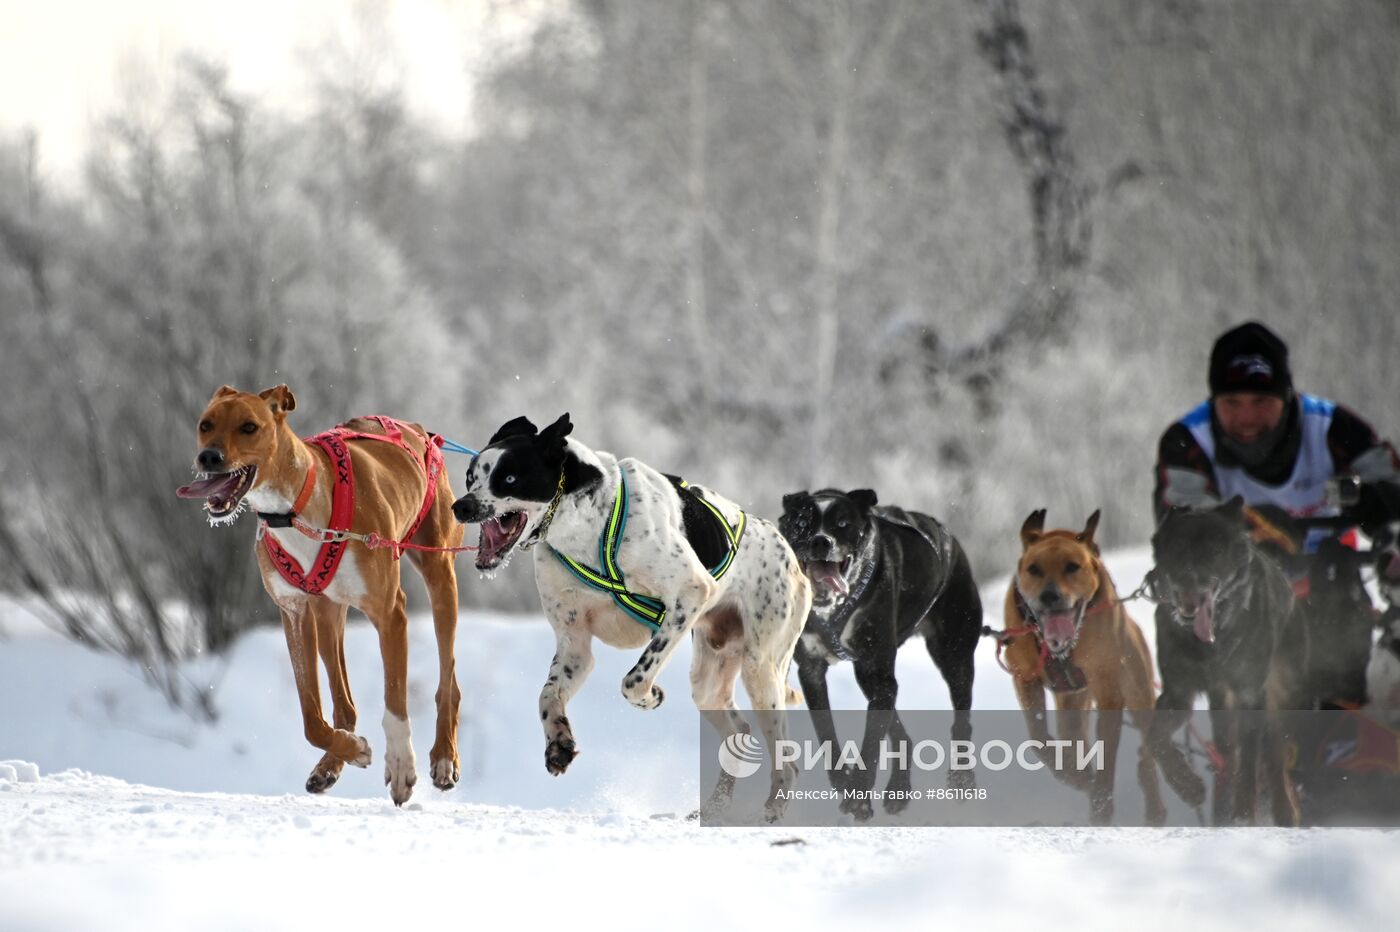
[261, 416, 446, 595]
[993, 589, 1115, 689]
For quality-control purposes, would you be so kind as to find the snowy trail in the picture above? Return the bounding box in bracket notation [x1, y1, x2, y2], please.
[3, 548, 1399, 928]
[2, 768, 1395, 931]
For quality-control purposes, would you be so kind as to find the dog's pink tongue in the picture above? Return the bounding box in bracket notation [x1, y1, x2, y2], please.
[480, 517, 511, 555]
[1042, 611, 1076, 645]
[1386, 553, 1400, 581]
[808, 562, 849, 595]
[176, 473, 240, 500]
[1193, 597, 1216, 644]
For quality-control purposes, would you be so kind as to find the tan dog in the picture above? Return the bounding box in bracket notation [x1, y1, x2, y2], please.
[1000, 510, 1165, 825]
[178, 385, 464, 805]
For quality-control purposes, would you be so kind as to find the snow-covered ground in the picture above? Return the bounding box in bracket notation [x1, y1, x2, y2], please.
[2, 548, 1398, 930]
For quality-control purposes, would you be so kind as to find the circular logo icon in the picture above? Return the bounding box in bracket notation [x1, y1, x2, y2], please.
[717, 732, 765, 778]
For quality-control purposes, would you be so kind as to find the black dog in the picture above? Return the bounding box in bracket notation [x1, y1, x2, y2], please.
[1146, 497, 1306, 825]
[1245, 504, 1378, 711]
[779, 489, 982, 818]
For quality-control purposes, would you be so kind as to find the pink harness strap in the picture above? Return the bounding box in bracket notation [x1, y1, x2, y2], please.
[261, 416, 447, 594]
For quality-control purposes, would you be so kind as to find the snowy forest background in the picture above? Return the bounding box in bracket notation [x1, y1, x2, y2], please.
[2, 0, 1398, 712]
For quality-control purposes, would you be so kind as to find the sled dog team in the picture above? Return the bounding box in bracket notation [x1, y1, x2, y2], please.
[179, 383, 1400, 826]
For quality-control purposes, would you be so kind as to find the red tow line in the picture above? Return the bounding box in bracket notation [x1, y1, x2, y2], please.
[989, 624, 1051, 680]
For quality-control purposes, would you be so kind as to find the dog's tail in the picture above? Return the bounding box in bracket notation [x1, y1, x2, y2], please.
[785, 684, 804, 708]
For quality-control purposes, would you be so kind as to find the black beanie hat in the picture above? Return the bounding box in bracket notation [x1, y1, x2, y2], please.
[1209, 321, 1293, 398]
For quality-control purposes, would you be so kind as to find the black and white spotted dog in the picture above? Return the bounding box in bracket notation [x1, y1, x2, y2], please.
[1368, 522, 1400, 714]
[450, 414, 811, 820]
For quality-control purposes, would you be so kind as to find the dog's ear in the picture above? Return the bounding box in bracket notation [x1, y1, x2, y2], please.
[1020, 509, 1047, 548]
[543, 414, 593, 491]
[561, 448, 602, 494]
[489, 415, 539, 445]
[847, 489, 878, 513]
[1076, 509, 1101, 545]
[258, 384, 296, 417]
[1154, 505, 1187, 531]
[1216, 495, 1246, 525]
[781, 491, 810, 514]
[539, 413, 574, 449]
[212, 384, 240, 402]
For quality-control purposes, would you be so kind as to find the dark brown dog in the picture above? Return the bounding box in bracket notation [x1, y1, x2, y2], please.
[1001, 510, 1165, 825]
[178, 384, 464, 805]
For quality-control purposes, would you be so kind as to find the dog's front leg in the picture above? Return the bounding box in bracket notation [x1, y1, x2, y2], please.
[1089, 703, 1124, 825]
[539, 619, 596, 776]
[365, 586, 417, 806]
[1146, 683, 1207, 809]
[308, 600, 357, 794]
[795, 649, 847, 795]
[621, 575, 716, 710]
[1014, 675, 1072, 782]
[412, 550, 462, 791]
[839, 661, 900, 821]
[279, 600, 372, 786]
[1207, 688, 1240, 825]
[1229, 689, 1265, 825]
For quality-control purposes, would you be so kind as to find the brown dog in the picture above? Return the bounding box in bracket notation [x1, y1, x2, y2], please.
[178, 384, 464, 805]
[1000, 510, 1165, 825]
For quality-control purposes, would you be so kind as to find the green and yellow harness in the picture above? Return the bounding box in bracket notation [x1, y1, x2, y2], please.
[550, 473, 745, 631]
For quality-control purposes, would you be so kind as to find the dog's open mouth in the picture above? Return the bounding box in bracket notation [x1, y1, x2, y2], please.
[1037, 603, 1085, 657]
[805, 558, 852, 600]
[477, 511, 529, 570]
[1174, 588, 1219, 644]
[176, 465, 257, 522]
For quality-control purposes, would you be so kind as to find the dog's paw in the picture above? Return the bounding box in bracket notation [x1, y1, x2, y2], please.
[840, 794, 875, 822]
[384, 753, 418, 807]
[1157, 751, 1207, 808]
[385, 768, 417, 807]
[623, 679, 664, 710]
[1089, 794, 1115, 826]
[946, 767, 978, 793]
[305, 766, 340, 795]
[698, 786, 734, 822]
[346, 735, 372, 768]
[384, 755, 418, 797]
[545, 737, 578, 776]
[763, 798, 789, 825]
[1175, 769, 1207, 808]
[431, 756, 460, 792]
[1055, 765, 1094, 793]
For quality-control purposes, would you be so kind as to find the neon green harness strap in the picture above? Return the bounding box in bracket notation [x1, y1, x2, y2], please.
[551, 473, 745, 631]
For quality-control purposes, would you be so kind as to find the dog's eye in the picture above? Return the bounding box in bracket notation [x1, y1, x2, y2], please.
[504, 475, 516, 485]
[240, 422, 258, 435]
[837, 520, 848, 529]
[1065, 562, 1080, 574]
[1027, 564, 1044, 578]
[199, 420, 213, 433]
